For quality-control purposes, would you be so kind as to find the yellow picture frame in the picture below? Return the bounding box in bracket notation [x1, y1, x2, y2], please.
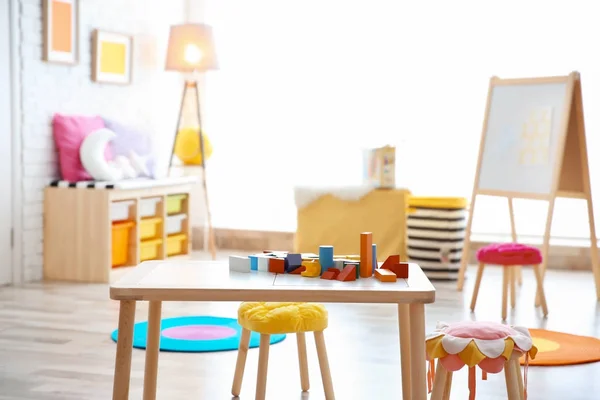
[42, 0, 79, 64]
[92, 30, 133, 85]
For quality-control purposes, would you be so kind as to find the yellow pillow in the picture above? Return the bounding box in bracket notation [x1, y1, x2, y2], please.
[173, 127, 213, 165]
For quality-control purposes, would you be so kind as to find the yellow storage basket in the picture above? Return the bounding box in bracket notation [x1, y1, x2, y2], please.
[140, 238, 162, 262]
[166, 194, 187, 215]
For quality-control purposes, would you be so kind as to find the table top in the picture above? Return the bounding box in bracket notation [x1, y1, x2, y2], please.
[110, 261, 435, 304]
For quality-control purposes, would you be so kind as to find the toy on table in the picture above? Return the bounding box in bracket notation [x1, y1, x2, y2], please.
[228, 231, 410, 282]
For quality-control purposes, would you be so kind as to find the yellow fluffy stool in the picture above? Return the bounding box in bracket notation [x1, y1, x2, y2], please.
[231, 302, 335, 400]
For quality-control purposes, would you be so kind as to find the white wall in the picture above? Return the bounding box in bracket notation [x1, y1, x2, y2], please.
[16, 0, 188, 281]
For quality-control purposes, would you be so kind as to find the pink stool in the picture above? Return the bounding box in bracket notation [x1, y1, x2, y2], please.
[426, 321, 538, 400]
[470, 243, 548, 320]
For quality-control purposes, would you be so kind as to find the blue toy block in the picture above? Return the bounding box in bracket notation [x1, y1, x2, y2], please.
[372, 244, 377, 273]
[285, 253, 302, 272]
[249, 255, 258, 271]
[319, 245, 334, 274]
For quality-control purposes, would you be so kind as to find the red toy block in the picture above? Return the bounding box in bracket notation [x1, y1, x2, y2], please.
[375, 268, 397, 282]
[381, 255, 400, 271]
[326, 268, 340, 279]
[268, 258, 285, 273]
[290, 266, 306, 275]
[336, 265, 356, 281]
[386, 263, 409, 279]
[320, 271, 337, 280]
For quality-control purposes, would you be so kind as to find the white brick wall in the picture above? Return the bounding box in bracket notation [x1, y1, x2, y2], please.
[16, 0, 188, 281]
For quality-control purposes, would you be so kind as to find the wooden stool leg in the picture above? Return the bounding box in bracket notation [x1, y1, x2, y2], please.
[442, 370, 453, 400]
[296, 332, 310, 391]
[532, 264, 549, 317]
[517, 266, 523, 286]
[470, 262, 485, 312]
[231, 328, 251, 396]
[255, 334, 271, 400]
[514, 358, 524, 400]
[502, 267, 509, 320]
[504, 359, 521, 400]
[430, 360, 449, 400]
[510, 267, 516, 309]
[314, 331, 335, 400]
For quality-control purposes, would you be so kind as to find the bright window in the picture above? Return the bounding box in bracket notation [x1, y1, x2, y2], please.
[202, 0, 600, 240]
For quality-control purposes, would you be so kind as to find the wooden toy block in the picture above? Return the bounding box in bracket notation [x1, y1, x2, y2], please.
[290, 266, 306, 275]
[375, 268, 397, 282]
[382, 254, 400, 270]
[319, 245, 334, 274]
[268, 258, 285, 274]
[333, 259, 345, 270]
[302, 259, 321, 269]
[386, 263, 409, 279]
[320, 271, 337, 280]
[326, 268, 340, 279]
[285, 253, 303, 272]
[301, 260, 321, 277]
[257, 255, 274, 272]
[301, 252, 319, 259]
[337, 265, 356, 281]
[248, 255, 258, 271]
[360, 232, 373, 278]
[372, 244, 377, 273]
[343, 261, 360, 279]
[229, 255, 251, 273]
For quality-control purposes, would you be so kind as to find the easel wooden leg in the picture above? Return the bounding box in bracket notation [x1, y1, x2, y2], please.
[585, 197, 600, 300]
[507, 197, 523, 286]
[458, 195, 477, 291]
[536, 198, 556, 307]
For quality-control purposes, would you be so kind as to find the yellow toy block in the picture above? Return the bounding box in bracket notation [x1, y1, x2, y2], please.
[301, 260, 321, 277]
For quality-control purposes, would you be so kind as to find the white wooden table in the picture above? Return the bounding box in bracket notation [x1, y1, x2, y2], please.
[109, 260, 436, 400]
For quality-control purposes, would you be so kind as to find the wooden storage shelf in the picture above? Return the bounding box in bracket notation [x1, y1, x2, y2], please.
[43, 180, 194, 283]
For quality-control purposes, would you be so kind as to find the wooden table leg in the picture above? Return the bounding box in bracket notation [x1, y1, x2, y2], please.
[112, 300, 136, 400]
[398, 304, 412, 399]
[143, 301, 162, 400]
[409, 303, 427, 400]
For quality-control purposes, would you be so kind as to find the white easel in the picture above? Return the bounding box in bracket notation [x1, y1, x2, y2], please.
[457, 71, 600, 302]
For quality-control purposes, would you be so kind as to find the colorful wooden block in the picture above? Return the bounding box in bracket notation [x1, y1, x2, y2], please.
[382, 254, 400, 270]
[290, 266, 306, 275]
[285, 253, 303, 272]
[343, 261, 360, 279]
[360, 232, 373, 278]
[337, 265, 356, 281]
[257, 255, 273, 272]
[326, 268, 340, 279]
[386, 263, 409, 279]
[375, 268, 397, 282]
[229, 255, 251, 273]
[301, 260, 321, 277]
[372, 244, 377, 273]
[320, 271, 337, 280]
[319, 245, 334, 274]
[268, 258, 285, 274]
[333, 259, 345, 270]
[249, 255, 258, 271]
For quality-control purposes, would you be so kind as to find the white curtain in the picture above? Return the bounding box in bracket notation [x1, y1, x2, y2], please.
[202, 0, 600, 240]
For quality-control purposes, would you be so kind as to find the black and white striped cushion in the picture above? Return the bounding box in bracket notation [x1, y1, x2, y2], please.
[407, 206, 466, 281]
[49, 180, 116, 189]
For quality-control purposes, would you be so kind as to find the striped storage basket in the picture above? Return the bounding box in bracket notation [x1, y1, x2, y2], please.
[407, 197, 468, 281]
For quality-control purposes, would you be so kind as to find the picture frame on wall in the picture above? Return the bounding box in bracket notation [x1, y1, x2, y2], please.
[42, 0, 79, 64]
[91, 30, 133, 85]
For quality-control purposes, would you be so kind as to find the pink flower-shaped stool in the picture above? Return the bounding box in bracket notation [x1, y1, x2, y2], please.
[471, 243, 548, 320]
[426, 321, 538, 400]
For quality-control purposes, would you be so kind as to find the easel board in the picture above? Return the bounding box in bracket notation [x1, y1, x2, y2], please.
[477, 77, 570, 197]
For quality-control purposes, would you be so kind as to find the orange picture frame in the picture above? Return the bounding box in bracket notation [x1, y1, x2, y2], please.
[42, 0, 79, 64]
[91, 30, 133, 85]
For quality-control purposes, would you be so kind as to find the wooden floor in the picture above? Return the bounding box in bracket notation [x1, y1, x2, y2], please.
[1, 252, 600, 400]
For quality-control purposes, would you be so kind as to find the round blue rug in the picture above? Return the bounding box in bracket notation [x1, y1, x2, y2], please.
[110, 316, 286, 352]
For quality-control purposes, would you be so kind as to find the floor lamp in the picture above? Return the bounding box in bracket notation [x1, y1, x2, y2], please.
[166, 23, 217, 260]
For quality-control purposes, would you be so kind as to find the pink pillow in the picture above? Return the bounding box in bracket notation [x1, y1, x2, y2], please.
[52, 114, 112, 181]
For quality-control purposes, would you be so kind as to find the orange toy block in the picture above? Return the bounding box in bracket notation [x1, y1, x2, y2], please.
[381, 254, 400, 270]
[386, 263, 409, 279]
[336, 265, 356, 281]
[375, 268, 397, 282]
[320, 271, 337, 280]
[268, 258, 285, 273]
[326, 268, 340, 279]
[360, 232, 373, 278]
[290, 266, 306, 275]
